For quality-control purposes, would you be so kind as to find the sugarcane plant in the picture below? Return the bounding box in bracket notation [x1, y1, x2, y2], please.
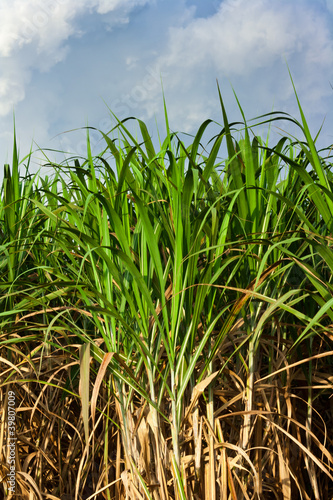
[0, 81, 333, 499]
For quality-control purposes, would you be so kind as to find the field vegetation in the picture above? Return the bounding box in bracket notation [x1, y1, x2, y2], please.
[0, 82, 333, 499]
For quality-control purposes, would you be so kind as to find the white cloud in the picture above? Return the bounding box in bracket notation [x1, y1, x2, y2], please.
[95, 0, 152, 15]
[158, 0, 332, 77]
[0, 0, 152, 115]
[141, 0, 333, 135]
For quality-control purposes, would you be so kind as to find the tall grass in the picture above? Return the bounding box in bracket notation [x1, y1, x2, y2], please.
[0, 84, 333, 499]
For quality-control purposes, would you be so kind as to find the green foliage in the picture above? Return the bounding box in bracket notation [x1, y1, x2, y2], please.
[1, 84, 333, 499]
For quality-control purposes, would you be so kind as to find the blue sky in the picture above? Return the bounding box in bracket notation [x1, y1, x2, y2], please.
[0, 0, 332, 173]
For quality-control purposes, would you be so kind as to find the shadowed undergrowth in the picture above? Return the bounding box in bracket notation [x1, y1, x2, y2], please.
[0, 83, 333, 499]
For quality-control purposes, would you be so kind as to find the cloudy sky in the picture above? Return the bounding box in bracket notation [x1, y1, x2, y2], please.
[0, 0, 332, 173]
